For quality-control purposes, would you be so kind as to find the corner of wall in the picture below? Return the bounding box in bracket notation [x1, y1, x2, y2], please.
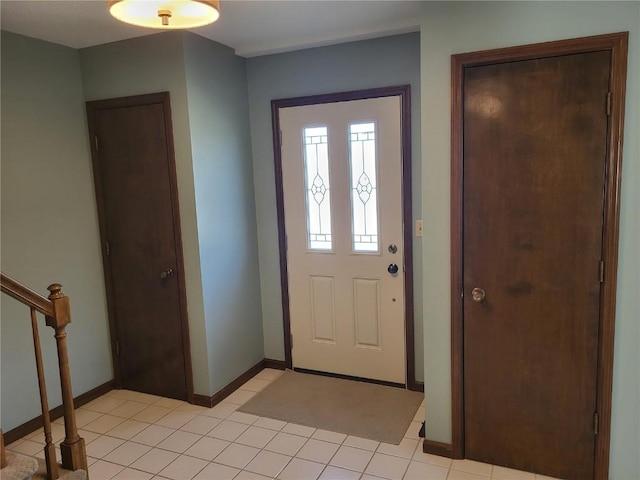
[182, 32, 265, 395]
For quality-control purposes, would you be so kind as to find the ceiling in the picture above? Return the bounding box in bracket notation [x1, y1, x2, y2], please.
[0, 0, 422, 57]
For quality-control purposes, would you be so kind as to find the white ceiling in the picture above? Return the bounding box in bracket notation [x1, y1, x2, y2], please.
[0, 0, 421, 57]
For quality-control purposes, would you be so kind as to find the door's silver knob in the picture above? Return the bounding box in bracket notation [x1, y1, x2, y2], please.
[160, 268, 174, 279]
[471, 287, 486, 302]
[387, 264, 399, 275]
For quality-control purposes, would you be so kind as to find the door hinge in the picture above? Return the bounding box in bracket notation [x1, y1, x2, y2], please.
[115, 340, 120, 356]
[106, 241, 111, 256]
[594, 412, 599, 435]
[606, 92, 612, 116]
[290, 333, 293, 350]
[94, 135, 99, 151]
[599, 260, 605, 283]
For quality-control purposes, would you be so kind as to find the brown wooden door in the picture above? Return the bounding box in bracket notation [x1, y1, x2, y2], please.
[87, 93, 191, 401]
[463, 52, 610, 479]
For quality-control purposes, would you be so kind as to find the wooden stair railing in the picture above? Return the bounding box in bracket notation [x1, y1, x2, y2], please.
[0, 273, 87, 479]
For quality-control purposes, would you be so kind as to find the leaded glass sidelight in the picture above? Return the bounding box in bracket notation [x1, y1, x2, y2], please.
[304, 126, 332, 250]
[349, 122, 379, 252]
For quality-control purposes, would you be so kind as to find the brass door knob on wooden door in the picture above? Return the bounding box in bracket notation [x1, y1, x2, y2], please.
[471, 287, 486, 302]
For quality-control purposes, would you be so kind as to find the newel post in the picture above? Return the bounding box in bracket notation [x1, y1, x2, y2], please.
[46, 284, 87, 472]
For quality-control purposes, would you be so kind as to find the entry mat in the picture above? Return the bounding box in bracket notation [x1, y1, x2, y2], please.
[238, 370, 423, 445]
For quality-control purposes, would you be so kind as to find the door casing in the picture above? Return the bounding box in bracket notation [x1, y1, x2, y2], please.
[271, 85, 421, 391]
[446, 33, 628, 479]
[86, 91, 194, 403]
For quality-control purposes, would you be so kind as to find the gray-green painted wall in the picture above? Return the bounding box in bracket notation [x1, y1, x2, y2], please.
[182, 33, 264, 392]
[419, 2, 639, 478]
[246, 33, 424, 381]
[1, 31, 113, 430]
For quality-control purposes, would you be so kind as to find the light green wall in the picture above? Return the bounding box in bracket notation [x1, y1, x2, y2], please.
[79, 31, 211, 395]
[1, 31, 113, 430]
[246, 33, 424, 380]
[420, 2, 639, 478]
[182, 33, 264, 393]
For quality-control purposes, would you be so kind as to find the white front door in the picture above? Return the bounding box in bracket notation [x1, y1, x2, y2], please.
[280, 96, 405, 384]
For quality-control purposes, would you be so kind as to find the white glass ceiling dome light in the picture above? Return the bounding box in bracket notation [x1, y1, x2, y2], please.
[109, 0, 220, 29]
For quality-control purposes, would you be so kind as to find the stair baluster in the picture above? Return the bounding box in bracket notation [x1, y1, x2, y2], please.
[1, 429, 6, 469]
[31, 307, 59, 480]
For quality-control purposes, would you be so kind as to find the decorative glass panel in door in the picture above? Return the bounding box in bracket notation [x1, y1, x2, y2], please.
[349, 122, 379, 252]
[303, 126, 332, 251]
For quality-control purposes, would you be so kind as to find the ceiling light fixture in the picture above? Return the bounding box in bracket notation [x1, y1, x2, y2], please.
[109, 0, 220, 29]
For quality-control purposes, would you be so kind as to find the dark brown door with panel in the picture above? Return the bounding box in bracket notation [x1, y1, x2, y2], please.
[462, 51, 610, 479]
[87, 93, 192, 401]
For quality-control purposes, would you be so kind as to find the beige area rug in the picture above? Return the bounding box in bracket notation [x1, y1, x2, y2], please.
[238, 371, 423, 445]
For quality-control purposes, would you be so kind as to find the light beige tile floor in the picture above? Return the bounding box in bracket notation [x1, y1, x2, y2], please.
[6, 369, 554, 480]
